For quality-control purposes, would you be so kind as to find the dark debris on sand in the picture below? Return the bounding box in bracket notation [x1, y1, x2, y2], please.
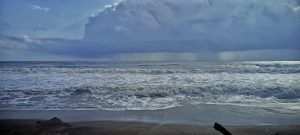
[0, 118, 299, 135]
[214, 122, 232, 135]
[0, 117, 71, 135]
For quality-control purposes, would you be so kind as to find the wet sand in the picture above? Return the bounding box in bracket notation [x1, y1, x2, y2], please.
[1, 104, 300, 135]
[1, 119, 300, 135]
[1, 104, 300, 125]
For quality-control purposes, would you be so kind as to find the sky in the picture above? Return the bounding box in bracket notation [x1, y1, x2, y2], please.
[0, 0, 300, 61]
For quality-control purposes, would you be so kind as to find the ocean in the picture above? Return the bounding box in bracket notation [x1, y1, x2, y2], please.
[0, 61, 300, 112]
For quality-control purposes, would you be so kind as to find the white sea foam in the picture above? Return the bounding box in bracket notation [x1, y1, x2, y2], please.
[0, 61, 299, 111]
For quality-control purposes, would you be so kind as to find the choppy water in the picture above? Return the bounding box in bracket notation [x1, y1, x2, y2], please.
[0, 61, 300, 111]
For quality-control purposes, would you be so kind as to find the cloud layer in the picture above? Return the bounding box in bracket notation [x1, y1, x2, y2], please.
[2, 0, 300, 60]
[82, 0, 300, 53]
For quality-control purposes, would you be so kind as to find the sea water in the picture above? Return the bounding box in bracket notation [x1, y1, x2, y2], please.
[0, 61, 300, 112]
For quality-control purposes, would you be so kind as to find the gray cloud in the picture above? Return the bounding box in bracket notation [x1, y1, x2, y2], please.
[33, 26, 48, 32]
[0, 22, 10, 30]
[2, 0, 300, 60]
[82, 0, 300, 53]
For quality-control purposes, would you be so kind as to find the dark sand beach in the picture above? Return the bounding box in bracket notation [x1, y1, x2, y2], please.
[1, 119, 300, 135]
[1, 105, 300, 135]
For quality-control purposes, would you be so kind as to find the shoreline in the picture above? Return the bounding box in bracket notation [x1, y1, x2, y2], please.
[1, 119, 300, 135]
[1, 104, 299, 125]
[1, 104, 300, 134]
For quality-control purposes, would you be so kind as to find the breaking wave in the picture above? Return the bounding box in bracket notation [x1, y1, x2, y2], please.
[1, 61, 300, 74]
[0, 61, 300, 110]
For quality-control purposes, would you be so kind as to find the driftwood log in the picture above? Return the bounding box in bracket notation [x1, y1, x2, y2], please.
[214, 122, 232, 135]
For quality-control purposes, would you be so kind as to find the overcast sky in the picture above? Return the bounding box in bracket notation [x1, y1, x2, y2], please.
[0, 0, 300, 61]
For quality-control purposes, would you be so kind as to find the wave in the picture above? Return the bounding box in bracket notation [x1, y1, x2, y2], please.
[65, 85, 300, 99]
[1, 66, 299, 74]
[1, 61, 299, 110]
[1, 84, 299, 110]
